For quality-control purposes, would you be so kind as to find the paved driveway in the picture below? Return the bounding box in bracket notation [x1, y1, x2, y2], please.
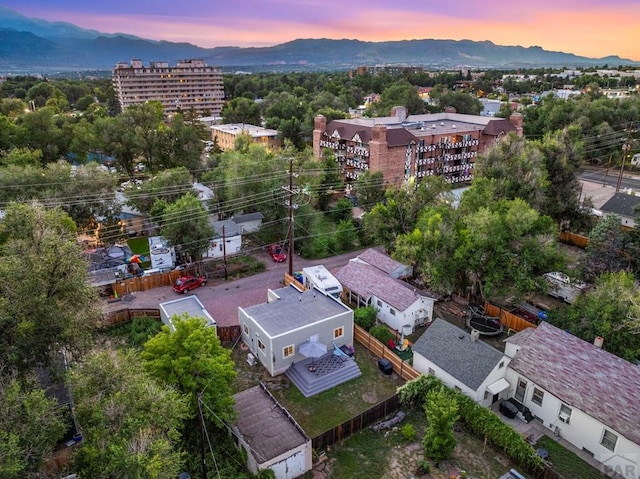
[102, 249, 368, 327]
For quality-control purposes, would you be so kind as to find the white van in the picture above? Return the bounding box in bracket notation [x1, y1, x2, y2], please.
[543, 272, 587, 304]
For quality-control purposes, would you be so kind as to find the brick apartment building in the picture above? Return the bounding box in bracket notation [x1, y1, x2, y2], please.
[313, 107, 523, 188]
[210, 123, 281, 151]
[113, 59, 225, 117]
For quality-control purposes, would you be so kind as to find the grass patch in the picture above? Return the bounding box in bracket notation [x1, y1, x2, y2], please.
[100, 316, 162, 349]
[127, 237, 151, 268]
[536, 436, 605, 479]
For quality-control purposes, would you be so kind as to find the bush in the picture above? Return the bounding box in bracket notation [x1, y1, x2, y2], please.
[128, 316, 162, 346]
[416, 459, 431, 475]
[354, 305, 378, 331]
[400, 422, 416, 441]
[370, 324, 394, 344]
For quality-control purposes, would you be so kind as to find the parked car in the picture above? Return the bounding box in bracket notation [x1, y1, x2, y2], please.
[267, 244, 287, 262]
[173, 275, 207, 294]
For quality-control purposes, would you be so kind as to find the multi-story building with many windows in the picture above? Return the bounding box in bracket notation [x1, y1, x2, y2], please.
[112, 59, 225, 117]
[313, 106, 523, 188]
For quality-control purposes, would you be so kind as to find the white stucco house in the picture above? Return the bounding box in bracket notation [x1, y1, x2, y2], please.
[334, 256, 435, 333]
[238, 285, 355, 376]
[205, 218, 242, 259]
[233, 384, 312, 479]
[504, 322, 640, 479]
[599, 192, 640, 228]
[356, 248, 413, 279]
[412, 319, 510, 406]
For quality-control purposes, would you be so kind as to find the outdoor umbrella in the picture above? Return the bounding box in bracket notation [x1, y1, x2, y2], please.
[298, 340, 327, 367]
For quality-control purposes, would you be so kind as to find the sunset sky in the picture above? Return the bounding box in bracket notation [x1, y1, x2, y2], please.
[3, 1, 639, 61]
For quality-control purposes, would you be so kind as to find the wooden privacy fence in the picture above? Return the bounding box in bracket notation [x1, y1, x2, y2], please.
[559, 231, 589, 248]
[312, 394, 400, 450]
[113, 270, 183, 295]
[99, 307, 241, 342]
[354, 325, 421, 381]
[484, 302, 537, 333]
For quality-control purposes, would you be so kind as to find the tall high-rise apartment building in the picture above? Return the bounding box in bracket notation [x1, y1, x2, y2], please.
[112, 59, 225, 117]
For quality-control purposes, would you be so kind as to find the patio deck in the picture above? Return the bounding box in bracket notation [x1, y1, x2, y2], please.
[286, 352, 362, 398]
[491, 401, 610, 475]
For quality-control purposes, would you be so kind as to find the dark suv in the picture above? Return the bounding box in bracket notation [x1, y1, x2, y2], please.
[499, 400, 519, 419]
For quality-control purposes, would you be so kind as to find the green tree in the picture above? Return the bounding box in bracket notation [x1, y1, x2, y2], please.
[473, 133, 549, 211]
[222, 97, 261, 125]
[354, 305, 378, 331]
[422, 389, 459, 462]
[550, 272, 640, 362]
[68, 349, 188, 479]
[160, 194, 214, 262]
[331, 219, 358, 253]
[0, 373, 67, 478]
[353, 170, 385, 212]
[142, 315, 237, 427]
[582, 214, 630, 282]
[126, 167, 195, 215]
[0, 202, 98, 374]
[435, 91, 483, 115]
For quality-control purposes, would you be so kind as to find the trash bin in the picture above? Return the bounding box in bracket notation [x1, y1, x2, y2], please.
[378, 358, 393, 375]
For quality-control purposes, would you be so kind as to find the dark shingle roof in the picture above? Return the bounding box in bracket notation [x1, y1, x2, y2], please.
[482, 118, 517, 136]
[412, 319, 504, 390]
[210, 218, 239, 238]
[334, 260, 427, 311]
[600, 192, 640, 218]
[509, 322, 640, 444]
[233, 385, 308, 463]
[231, 212, 264, 223]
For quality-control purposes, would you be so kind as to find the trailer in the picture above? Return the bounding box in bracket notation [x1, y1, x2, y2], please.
[543, 271, 587, 304]
[299, 265, 342, 298]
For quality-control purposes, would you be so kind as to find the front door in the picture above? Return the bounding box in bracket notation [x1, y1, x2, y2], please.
[492, 393, 499, 404]
[515, 378, 527, 403]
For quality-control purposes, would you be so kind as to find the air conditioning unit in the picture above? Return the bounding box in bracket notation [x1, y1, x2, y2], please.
[558, 412, 571, 424]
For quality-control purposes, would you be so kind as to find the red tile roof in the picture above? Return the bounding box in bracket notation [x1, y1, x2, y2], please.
[509, 322, 640, 444]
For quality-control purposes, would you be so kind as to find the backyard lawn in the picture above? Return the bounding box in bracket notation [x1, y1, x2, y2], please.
[537, 436, 606, 479]
[231, 342, 405, 437]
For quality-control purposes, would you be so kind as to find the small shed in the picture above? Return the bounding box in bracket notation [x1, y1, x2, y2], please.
[357, 248, 413, 279]
[206, 218, 242, 258]
[232, 384, 312, 479]
[159, 295, 216, 331]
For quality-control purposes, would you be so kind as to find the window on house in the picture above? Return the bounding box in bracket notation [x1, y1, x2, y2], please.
[257, 339, 265, 352]
[377, 300, 382, 307]
[601, 430, 618, 452]
[454, 386, 461, 392]
[532, 388, 544, 406]
[559, 404, 572, 424]
[390, 308, 396, 316]
[333, 326, 344, 339]
[498, 361, 505, 369]
[283, 344, 294, 358]
[428, 368, 435, 376]
[242, 324, 249, 335]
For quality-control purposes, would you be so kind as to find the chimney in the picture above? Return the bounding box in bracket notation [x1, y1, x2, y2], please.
[594, 336, 604, 348]
[444, 106, 457, 114]
[509, 113, 524, 137]
[470, 329, 480, 342]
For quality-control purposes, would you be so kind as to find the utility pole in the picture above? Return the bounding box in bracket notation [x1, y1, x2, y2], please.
[616, 128, 632, 193]
[198, 392, 206, 479]
[287, 157, 294, 276]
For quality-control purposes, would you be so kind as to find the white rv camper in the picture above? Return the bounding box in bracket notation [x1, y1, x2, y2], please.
[301, 265, 342, 298]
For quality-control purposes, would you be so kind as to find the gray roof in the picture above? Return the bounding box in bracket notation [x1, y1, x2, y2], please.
[231, 212, 264, 223]
[241, 286, 351, 338]
[210, 218, 240, 238]
[600, 192, 640, 218]
[412, 319, 504, 390]
[334, 260, 433, 311]
[159, 295, 216, 327]
[233, 385, 308, 464]
[509, 321, 640, 444]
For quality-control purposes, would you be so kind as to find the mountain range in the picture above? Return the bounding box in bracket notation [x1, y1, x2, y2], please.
[0, 6, 637, 74]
